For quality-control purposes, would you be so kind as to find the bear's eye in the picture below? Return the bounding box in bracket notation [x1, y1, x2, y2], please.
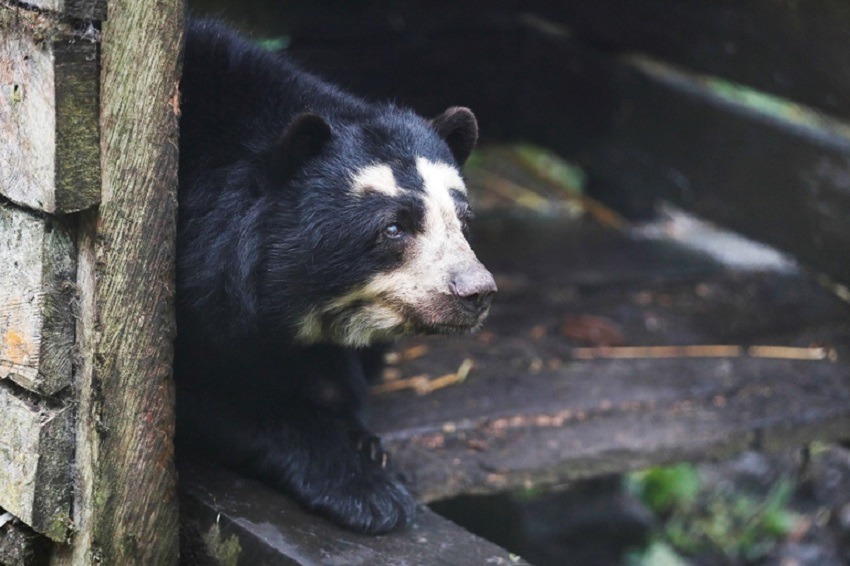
[383, 223, 404, 239]
[457, 206, 474, 234]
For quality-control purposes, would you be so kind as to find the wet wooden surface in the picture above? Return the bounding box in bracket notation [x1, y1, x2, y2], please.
[181, 461, 529, 566]
[370, 216, 850, 501]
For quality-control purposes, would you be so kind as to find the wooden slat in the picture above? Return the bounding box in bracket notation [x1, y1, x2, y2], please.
[0, 9, 100, 214]
[13, 0, 106, 21]
[367, 217, 850, 502]
[0, 385, 72, 542]
[0, 205, 75, 396]
[528, 0, 850, 120]
[180, 462, 529, 566]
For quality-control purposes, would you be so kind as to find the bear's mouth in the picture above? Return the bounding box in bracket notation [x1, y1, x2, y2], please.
[410, 298, 491, 335]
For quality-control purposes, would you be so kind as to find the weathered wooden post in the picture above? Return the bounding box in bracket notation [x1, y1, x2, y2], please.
[1, 1, 183, 563]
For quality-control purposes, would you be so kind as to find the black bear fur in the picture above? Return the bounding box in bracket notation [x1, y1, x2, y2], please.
[176, 20, 491, 534]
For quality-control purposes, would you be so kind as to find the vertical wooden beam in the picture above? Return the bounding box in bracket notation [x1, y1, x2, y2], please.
[52, 0, 184, 563]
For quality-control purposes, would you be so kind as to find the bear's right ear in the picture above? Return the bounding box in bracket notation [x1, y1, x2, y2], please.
[269, 113, 332, 180]
[430, 106, 478, 166]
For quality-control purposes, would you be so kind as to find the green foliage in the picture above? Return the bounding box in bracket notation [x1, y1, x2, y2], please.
[513, 144, 586, 195]
[626, 463, 701, 514]
[625, 541, 688, 566]
[626, 465, 801, 563]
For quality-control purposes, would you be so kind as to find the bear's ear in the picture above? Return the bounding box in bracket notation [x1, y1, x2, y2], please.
[430, 106, 478, 166]
[269, 113, 332, 180]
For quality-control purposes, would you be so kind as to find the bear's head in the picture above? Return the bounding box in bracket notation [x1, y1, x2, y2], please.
[261, 106, 496, 348]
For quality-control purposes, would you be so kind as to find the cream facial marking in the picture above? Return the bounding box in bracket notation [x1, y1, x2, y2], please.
[297, 157, 488, 347]
[295, 287, 407, 347]
[349, 163, 401, 197]
[348, 157, 484, 325]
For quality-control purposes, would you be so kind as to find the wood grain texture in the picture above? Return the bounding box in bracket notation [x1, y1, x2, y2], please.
[0, 205, 75, 396]
[180, 462, 530, 566]
[0, 9, 100, 214]
[0, 384, 72, 542]
[46, 1, 182, 564]
[50, 0, 183, 563]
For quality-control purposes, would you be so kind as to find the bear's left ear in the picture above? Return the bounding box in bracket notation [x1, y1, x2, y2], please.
[430, 106, 478, 166]
[269, 113, 332, 180]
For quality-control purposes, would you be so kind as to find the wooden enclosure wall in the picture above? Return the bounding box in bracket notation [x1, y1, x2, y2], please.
[0, 1, 183, 564]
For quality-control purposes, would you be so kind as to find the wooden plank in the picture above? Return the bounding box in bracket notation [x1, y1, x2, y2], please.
[180, 462, 529, 566]
[0, 385, 72, 542]
[0, 205, 75, 396]
[49, 0, 183, 563]
[366, 217, 850, 501]
[13, 0, 106, 21]
[528, 0, 850, 120]
[0, 9, 100, 214]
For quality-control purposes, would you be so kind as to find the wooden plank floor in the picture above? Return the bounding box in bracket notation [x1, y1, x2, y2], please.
[180, 213, 850, 563]
[372, 215, 850, 502]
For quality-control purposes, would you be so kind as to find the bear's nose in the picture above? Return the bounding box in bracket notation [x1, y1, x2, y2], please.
[449, 266, 497, 313]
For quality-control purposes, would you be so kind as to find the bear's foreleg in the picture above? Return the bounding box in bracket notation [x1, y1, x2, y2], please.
[181, 344, 416, 533]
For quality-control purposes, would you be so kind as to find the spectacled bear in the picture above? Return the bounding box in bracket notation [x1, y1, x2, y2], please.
[176, 20, 496, 534]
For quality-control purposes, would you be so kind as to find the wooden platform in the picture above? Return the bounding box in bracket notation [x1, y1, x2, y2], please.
[180, 214, 850, 564]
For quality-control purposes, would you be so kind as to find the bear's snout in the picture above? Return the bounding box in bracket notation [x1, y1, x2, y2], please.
[449, 264, 497, 317]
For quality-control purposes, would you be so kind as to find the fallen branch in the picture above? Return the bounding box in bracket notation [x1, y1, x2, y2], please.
[572, 345, 835, 361]
[370, 358, 475, 396]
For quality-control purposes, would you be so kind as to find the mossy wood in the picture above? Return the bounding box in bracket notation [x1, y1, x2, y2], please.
[0, 8, 100, 214]
[0, 385, 72, 542]
[0, 205, 75, 396]
[48, 0, 184, 563]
